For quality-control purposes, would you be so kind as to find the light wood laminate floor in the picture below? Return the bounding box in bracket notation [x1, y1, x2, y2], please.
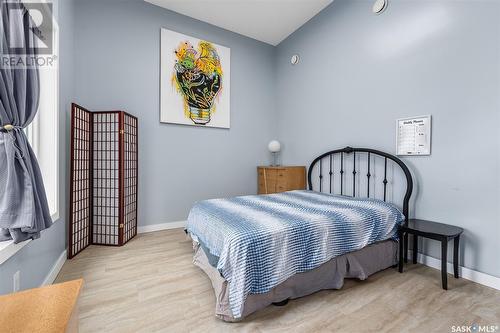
[55, 229, 500, 333]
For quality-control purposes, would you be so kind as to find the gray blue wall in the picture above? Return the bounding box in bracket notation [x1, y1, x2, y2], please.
[275, 0, 500, 277]
[73, 0, 277, 226]
[0, 0, 74, 294]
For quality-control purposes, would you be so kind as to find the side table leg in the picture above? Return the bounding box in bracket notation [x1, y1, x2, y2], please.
[399, 230, 404, 273]
[413, 234, 418, 264]
[453, 235, 460, 278]
[404, 233, 408, 263]
[441, 238, 448, 290]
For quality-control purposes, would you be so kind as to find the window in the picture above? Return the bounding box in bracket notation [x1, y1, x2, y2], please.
[29, 6, 59, 221]
[0, 58, 59, 258]
[0, 0, 59, 262]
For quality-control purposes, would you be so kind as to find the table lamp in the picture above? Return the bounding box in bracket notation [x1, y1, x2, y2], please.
[268, 140, 281, 166]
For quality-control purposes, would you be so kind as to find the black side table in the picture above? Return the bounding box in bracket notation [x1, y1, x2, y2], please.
[398, 219, 464, 290]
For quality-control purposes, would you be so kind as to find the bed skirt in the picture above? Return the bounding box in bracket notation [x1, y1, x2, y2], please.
[192, 239, 398, 322]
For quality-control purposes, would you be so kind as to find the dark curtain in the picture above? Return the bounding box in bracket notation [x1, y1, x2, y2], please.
[0, 0, 52, 243]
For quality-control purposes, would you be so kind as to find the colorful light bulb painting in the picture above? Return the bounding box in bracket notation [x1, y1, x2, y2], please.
[161, 29, 231, 129]
[172, 41, 222, 125]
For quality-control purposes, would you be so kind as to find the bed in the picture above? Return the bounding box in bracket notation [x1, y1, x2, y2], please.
[186, 147, 413, 321]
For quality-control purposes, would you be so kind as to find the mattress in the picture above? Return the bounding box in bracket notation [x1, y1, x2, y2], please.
[192, 239, 398, 322]
[186, 190, 405, 319]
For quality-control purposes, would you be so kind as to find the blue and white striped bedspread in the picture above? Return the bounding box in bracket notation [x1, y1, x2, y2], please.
[186, 190, 405, 319]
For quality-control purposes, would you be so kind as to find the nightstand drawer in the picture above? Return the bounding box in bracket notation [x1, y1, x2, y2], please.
[257, 166, 306, 194]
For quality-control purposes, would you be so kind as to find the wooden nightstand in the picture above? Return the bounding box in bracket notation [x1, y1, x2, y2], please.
[258, 166, 306, 194]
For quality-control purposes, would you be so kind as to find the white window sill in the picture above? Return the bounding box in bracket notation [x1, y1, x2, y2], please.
[0, 211, 60, 265]
[0, 239, 31, 265]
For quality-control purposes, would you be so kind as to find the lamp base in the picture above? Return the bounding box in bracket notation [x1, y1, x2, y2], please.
[270, 152, 280, 167]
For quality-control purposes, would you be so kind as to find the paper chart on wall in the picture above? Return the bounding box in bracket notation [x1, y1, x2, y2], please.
[396, 115, 431, 156]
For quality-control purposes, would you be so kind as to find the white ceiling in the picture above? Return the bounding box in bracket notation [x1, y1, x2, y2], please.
[144, 0, 333, 46]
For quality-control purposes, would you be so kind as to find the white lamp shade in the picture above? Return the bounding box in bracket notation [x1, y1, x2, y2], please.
[268, 140, 281, 153]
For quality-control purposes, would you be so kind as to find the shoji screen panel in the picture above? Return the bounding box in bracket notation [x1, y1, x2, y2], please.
[69, 105, 139, 258]
[122, 113, 138, 243]
[92, 112, 120, 246]
[69, 104, 93, 259]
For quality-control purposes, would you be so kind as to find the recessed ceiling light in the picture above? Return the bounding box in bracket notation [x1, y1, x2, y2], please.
[291, 54, 300, 65]
[373, 0, 388, 14]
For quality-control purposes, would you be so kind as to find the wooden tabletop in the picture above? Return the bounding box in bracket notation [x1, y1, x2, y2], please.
[402, 219, 464, 238]
[257, 166, 305, 169]
[0, 279, 83, 333]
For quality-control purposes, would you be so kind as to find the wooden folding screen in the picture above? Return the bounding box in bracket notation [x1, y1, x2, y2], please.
[69, 104, 138, 259]
[122, 113, 139, 244]
[69, 104, 92, 257]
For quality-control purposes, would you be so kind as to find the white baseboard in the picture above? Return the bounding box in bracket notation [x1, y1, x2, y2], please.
[41, 250, 67, 286]
[409, 250, 500, 290]
[137, 220, 186, 234]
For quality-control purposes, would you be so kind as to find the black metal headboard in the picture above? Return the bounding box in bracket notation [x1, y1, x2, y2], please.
[308, 146, 413, 220]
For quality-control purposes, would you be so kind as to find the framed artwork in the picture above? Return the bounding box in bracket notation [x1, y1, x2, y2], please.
[160, 28, 230, 128]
